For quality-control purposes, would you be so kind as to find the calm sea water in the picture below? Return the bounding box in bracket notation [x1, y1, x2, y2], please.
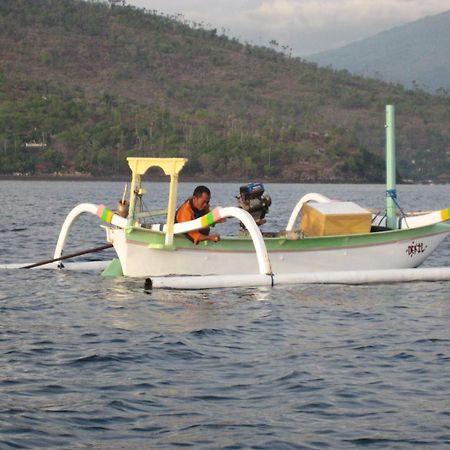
[1, 180, 450, 449]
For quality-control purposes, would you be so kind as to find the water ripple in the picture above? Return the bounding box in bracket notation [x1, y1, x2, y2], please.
[1, 181, 450, 449]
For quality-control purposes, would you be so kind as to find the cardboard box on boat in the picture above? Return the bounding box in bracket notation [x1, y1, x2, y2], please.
[301, 202, 372, 237]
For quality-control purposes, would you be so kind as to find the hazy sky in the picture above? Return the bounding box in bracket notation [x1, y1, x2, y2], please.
[123, 0, 450, 55]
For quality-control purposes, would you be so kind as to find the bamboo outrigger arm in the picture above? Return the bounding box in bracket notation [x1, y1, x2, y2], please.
[53, 203, 127, 260]
[167, 206, 273, 275]
[285, 193, 332, 232]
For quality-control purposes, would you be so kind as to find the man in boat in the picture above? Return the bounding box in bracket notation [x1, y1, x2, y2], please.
[176, 185, 221, 244]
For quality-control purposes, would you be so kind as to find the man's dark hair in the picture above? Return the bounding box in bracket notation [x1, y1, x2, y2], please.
[193, 185, 211, 198]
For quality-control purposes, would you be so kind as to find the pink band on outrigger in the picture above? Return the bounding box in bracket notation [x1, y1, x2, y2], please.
[212, 207, 222, 223]
[96, 204, 105, 218]
[97, 204, 113, 223]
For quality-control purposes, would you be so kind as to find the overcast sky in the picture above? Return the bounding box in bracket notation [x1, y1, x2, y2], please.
[123, 0, 450, 56]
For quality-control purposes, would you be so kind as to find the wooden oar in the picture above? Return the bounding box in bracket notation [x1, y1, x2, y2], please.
[21, 243, 113, 269]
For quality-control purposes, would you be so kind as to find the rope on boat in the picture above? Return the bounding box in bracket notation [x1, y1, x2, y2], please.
[386, 189, 408, 228]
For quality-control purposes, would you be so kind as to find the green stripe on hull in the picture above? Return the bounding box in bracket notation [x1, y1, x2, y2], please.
[125, 223, 450, 252]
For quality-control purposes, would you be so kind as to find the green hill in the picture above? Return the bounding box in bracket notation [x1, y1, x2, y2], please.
[0, 0, 449, 182]
[307, 10, 450, 95]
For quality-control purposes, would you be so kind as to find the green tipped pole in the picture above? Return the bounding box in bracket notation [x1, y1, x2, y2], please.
[386, 105, 397, 229]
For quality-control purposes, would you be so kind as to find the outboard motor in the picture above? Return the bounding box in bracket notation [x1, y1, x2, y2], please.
[237, 182, 271, 231]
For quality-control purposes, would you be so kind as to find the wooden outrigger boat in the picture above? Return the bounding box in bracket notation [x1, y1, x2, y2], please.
[43, 106, 450, 287]
[49, 153, 450, 283]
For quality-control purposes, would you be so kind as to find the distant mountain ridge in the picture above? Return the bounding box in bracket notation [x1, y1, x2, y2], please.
[307, 10, 450, 93]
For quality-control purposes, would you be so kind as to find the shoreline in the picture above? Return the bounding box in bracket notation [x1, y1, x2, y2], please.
[0, 174, 446, 185]
[0, 174, 379, 184]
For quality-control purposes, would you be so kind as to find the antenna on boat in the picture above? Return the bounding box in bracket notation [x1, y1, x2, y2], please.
[386, 104, 397, 229]
[121, 184, 128, 204]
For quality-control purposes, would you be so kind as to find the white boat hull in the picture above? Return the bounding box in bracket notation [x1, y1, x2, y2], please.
[107, 226, 449, 277]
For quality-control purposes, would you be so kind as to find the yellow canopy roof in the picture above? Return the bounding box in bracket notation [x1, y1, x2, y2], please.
[127, 157, 187, 177]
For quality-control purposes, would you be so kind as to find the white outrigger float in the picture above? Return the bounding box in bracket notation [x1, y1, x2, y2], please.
[45, 106, 450, 289]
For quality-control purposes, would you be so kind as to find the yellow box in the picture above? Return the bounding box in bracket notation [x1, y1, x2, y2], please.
[301, 201, 372, 237]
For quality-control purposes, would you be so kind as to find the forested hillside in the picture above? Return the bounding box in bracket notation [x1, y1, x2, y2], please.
[0, 0, 449, 182]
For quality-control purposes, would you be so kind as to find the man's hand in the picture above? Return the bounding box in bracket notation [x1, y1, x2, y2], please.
[208, 233, 220, 242]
